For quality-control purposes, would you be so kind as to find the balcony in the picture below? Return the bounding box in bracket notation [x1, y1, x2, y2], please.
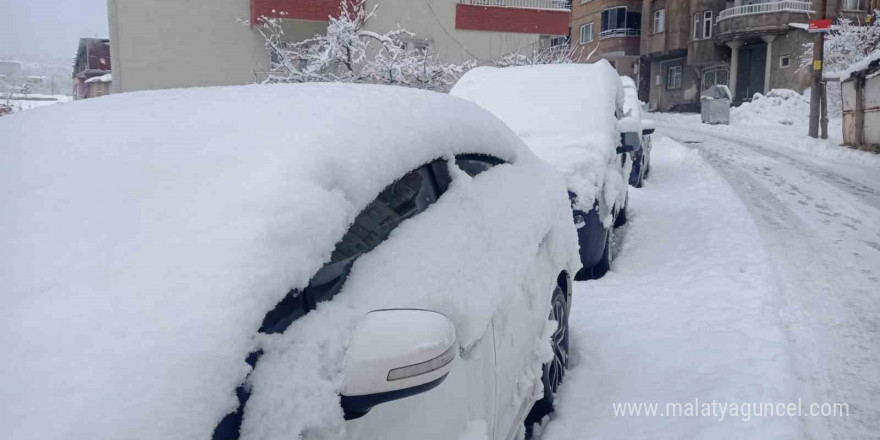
[717, 1, 812, 21]
[598, 28, 640, 40]
[458, 0, 571, 11]
[715, 1, 813, 42]
[455, 0, 571, 35]
[250, 0, 340, 25]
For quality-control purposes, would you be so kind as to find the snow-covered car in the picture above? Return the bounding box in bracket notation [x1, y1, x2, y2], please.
[451, 62, 632, 280]
[620, 75, 655, 188]
[0, 83, 581, 440]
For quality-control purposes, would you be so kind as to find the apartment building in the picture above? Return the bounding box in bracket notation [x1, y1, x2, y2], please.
[570, 0, 643, 76]
[574, 0, 873, 110]
[73, 38, 112, 99]
[108, 0, 570, 93]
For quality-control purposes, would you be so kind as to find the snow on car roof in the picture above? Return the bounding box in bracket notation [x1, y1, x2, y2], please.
[451, 62, 626, 213]
[0, 83, 575, 440]
[620, 76, 643, 133]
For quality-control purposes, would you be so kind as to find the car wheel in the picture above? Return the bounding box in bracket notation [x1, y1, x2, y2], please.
[591, 229, 613, 278]
[524, 283, 569, 434]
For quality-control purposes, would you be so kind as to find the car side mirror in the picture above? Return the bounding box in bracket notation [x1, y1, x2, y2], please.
[617, 132, 640, 154]
[340, 309, 457, 420]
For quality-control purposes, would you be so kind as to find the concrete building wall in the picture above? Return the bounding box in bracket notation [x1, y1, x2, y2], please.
[109, 0, 555, 92]
[366, 0, 542, 64]
[109, 0, 269, 93]
[767, 30, 811, 93]
[649, 56, 702, 110]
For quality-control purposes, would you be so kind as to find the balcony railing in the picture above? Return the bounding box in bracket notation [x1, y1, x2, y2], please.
[598, 28, 641, 39]
[717, 1, 813, 21]
[458, 0, 571, 11]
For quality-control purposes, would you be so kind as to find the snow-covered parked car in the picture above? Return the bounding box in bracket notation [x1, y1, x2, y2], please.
[620, 75, 655, 188]
[0, 84, 582, 440]
[451, 62, 633, 280]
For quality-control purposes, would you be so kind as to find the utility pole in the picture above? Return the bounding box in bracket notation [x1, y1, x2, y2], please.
[808, 0, 828, 138]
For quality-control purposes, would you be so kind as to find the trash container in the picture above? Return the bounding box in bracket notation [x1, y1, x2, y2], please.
[701, 85, 731, 125]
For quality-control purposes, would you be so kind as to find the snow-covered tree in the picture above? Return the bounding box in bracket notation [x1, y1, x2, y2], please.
[799, 13, 880, 115]
[800, 15, 880, 74]
[493, 40, 597, 67]
[247, 0, 471, 91]
[18, 82, 32, 96]
[247, 0, 581, 91]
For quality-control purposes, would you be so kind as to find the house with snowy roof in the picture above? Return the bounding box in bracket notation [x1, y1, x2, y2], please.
[73, 38, 112, 99]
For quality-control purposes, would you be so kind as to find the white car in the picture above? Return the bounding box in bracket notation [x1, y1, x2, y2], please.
[451, 62, 633, 280]
[619, 75, 655, 188]
[0, 84, 580, 440]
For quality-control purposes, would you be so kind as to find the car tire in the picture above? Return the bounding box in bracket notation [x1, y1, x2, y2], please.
[524, 282, 569, 435]
[614, 200, 628, 228]
[591, 229, 613, 279]
[635, 163, 645, 188]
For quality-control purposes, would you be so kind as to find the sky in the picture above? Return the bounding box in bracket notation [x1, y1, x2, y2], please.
[0, 0, 109, 65]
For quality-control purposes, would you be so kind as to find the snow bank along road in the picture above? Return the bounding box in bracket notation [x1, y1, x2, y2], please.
[541, 137, 802, 439]
[541, 127, 880, 438]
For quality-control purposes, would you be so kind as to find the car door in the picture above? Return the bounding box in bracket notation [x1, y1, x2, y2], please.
[213, 159, 496, 440]
[453, 154, 557, 440]
[492, 236, 559, 440]
[343, 158, 497, 440]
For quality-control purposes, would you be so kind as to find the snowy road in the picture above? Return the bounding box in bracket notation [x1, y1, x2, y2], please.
[541, 126, 880, 439]
[662, 125, 880, 439]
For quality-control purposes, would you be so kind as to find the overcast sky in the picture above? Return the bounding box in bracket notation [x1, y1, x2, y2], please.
[0, 0, 109, 65]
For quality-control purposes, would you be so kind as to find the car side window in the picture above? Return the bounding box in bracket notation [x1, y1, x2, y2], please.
[216, 159, 451, 439]
[259, 158, 450, 334]
[455, 154, 506, 177]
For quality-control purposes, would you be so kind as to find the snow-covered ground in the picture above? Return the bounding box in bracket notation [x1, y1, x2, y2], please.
[542, 100, 879, 438]
[540, 137, 802, 439]
[2, 94, 72, 113]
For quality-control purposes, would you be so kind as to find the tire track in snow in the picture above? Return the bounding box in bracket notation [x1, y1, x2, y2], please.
[664, 128, 880, 440]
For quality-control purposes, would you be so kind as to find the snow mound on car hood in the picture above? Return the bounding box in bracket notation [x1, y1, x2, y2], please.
[0, 83, 579, 440]
[451, 62, 626, 215]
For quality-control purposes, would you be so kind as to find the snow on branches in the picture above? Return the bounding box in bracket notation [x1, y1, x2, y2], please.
[493, 40, 596, 67]
[798, 13, 880, 115]
[799, 14, 880, 76]
[247, 0, 471, 91]
[246, 0, 578, 91]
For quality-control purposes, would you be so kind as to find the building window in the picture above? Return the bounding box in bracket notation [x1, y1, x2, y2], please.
[702, 66, 729, 90]
[779, 55, 791, 68]
[703, 11, 713, 39]
[602, 7, 626, 31]
[550, 36, 570, 48]
[843, 0, 864, 10]
[580, 23, 594, 44]
[693, 11, 714, 40]
[653, 9, 665, 33]
[601, 7, 641, 31]
[666, 65, 682, 90]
